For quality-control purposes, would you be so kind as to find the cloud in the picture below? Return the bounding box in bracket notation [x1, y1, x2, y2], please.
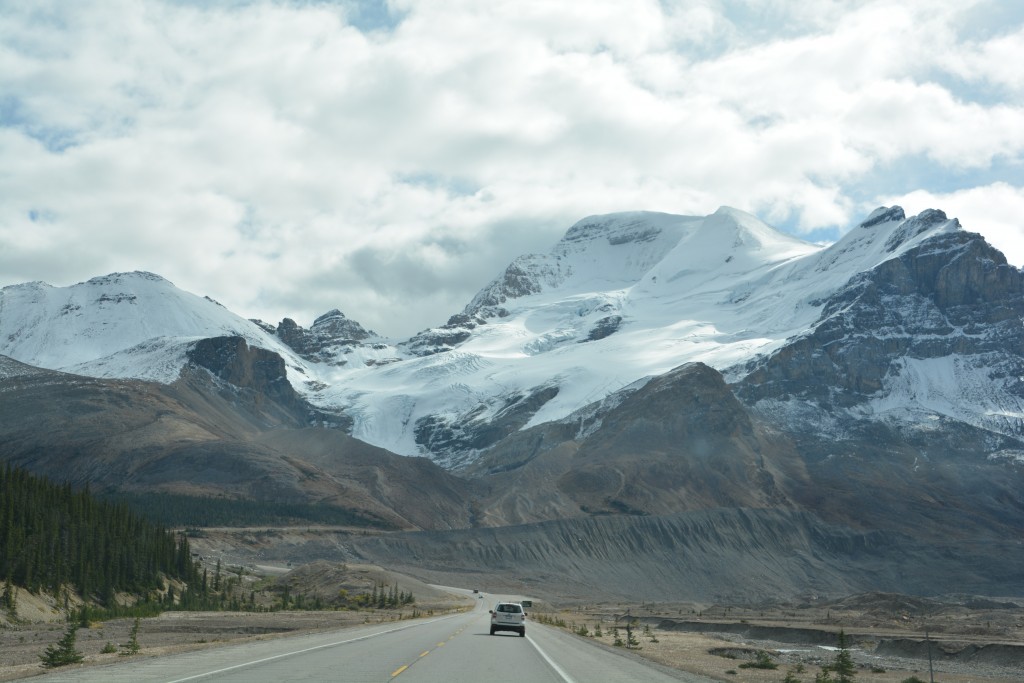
[1, 0, 1023, 336]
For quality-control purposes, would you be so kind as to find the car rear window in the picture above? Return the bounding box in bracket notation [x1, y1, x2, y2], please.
[496, 603, 522, 613]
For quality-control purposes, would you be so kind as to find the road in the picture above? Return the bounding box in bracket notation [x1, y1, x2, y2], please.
[28, 593, 714, 683]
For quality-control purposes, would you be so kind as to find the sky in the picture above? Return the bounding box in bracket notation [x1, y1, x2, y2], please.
[2, 0, 1023, 338]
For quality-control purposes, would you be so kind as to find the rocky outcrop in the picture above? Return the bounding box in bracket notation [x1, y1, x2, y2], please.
[464, 254, 566, 319]
[186, 336, 313, 426]
[414, 383, 561, 467]
[582, 315, 622, 342]
[260, 310, 376, 364]
[403, 313, 488, 357]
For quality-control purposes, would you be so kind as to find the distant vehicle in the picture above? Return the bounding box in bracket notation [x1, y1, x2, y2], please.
[490, 602, 527, 636]
[473, 589, 479, 593]
[521, 600, 532, 607]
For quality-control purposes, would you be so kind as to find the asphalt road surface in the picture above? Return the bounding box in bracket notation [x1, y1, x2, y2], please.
[28, 593, 713, 683]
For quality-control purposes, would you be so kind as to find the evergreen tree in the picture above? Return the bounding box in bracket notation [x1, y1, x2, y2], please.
[625, 619, 641, 649]
[816, 631, 856, 683]
[0, 465, 201, 603]
[121, 617, 141, 656]
[830, 631, 856, 683]
[612, 626, 623, 647]
[2, 577, 16, 617]
[40, 622, 84, 668]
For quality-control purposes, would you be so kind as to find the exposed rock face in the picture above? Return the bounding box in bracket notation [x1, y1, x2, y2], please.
[261, 310, 376, 364]
[403, 313, 488, 357]
[464, 255, 563, 318]
[414, 384, 561, 468]
[185, 335, 354, 430]
[582, 315, 622, 342]
[187, 336, 309, 423]
[736, 224, 1024, 410]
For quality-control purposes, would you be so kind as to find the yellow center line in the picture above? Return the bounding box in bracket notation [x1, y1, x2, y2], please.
[392, 628, 462, 677]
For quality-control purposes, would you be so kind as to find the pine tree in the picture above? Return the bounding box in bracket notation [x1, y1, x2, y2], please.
[816, 630, 856, 683]
[831, 630, 856, 683]
[40, 622, 84, 668]
[121, 617, 141, 656]
[2, 577, 16, 617]
[612, 626, 623, 647]
[626, 619, 641, 649]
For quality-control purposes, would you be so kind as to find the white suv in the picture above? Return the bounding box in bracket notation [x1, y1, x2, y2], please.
[489, 602, 527, 636]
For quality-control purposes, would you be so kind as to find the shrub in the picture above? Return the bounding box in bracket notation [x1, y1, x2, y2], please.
[739, 650, 778, 670]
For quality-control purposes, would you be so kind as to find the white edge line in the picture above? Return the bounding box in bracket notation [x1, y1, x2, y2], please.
[527, 633, 577, 683]
[164, 614, 458, 683]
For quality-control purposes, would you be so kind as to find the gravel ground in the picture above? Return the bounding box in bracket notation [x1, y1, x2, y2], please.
[532, 599, 1024, 683]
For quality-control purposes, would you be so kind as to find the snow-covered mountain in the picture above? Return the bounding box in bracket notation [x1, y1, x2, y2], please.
[2, 205, 1020, 471]
[0, 272, 299, 383]
[307, 205, 1000, 467]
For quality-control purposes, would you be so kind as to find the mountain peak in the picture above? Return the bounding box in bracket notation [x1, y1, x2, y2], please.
[83, 270, 171, 286]
[314, 309, 348, 325]
[859, 206, 906, 228]
[559, 211, 685, 248]
[0, 271, 288, 381]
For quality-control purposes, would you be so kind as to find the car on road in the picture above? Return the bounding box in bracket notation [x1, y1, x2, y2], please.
[490, 601, 527, 637]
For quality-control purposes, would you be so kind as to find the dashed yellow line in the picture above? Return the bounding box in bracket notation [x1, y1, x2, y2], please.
[391, 627, 464, 677]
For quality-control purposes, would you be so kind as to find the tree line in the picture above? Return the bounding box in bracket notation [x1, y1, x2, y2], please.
[102, 491, 393, 529]
[0, 463, 201, 606]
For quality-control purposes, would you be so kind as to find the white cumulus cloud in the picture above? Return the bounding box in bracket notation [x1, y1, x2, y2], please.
[0, 0, 1022, 336]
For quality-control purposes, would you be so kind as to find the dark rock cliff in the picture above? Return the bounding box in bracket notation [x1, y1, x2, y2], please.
[186, 336, 312, 426]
